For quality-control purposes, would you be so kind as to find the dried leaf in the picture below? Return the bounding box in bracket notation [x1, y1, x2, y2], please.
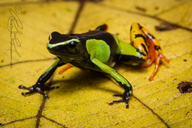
[0, 0, 192, 127]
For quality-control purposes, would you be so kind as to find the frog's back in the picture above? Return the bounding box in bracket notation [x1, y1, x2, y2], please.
[74, 30, 119, 68]
[77, 30, 118, 55]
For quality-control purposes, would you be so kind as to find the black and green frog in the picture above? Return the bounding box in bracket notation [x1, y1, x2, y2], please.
[19, 23, 169, 108]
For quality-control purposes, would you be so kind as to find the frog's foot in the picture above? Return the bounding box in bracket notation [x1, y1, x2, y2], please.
[18, 84, 59, 98]
[142, 52, 169, 81]
[109, 91, 130, 108]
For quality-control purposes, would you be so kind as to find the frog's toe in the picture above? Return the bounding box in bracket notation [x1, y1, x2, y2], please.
[19, 85, 30, 89]
[109, 98, 129, 108]
[18, 84, 59, 98]
[19, 85, 39, 96]
[109, 98, 124, 105]
[109, 91, 130, 108]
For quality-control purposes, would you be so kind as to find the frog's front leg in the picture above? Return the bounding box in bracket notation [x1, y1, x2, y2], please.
[86, 39, 132, 108]
[92, 58, 132, 108]
[130, 23, 169, 80]
[19, 59, 63, 98]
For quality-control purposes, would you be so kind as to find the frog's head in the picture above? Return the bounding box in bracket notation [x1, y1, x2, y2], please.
[47, 32, 83, 62]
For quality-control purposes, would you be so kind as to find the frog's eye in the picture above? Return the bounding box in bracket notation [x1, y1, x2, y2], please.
[69, 41, 77, 48]
[67, 41, 80, 53]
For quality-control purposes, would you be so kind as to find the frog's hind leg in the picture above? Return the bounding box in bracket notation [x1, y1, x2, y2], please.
[130, 23, 169, 81]
[140, 26, 169, 80]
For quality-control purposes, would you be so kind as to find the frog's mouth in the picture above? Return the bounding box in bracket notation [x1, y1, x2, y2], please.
[47, 44, 65, 56]
[47, 42, 58, 53]
[47, 43, 71, 54]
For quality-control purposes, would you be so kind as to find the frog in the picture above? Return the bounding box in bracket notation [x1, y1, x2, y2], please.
[19, 23, 169, 108]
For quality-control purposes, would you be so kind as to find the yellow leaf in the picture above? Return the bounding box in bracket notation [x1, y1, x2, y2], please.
[0, 0, 192, 128]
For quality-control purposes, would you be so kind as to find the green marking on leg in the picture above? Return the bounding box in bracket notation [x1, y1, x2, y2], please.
[92, 58, 131, 89]
[43, 58, 60, 74]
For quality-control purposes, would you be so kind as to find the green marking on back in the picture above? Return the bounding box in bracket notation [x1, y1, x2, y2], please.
[86, 39, 110, 63]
